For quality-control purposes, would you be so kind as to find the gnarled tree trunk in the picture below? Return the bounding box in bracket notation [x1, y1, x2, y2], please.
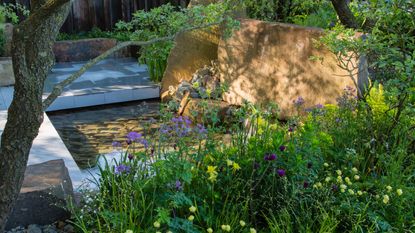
[0, 0, 71, 229]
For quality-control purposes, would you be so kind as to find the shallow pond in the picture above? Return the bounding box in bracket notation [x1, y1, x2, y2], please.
[47, 99, 161, 169]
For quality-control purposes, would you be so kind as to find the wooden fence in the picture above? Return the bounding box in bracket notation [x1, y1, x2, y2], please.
[2, 0, 190, 33]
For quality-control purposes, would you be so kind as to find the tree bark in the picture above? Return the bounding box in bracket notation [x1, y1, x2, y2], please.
[0, 0, 71, 230]
[331, 0, 359, 29]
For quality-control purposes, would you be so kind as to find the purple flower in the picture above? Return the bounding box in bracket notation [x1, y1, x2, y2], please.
[112, 141, 122, 148]
[277, 169, 286, 177]
[315, 104, 324, 109]
[331, 184, 339, 192]
[175, 180, 182, 191]
[303, 181, 309, 188]
[128, 153, 134, 160]
[294, 96, 305, 107]
[126, 132, 142, 142]
[264, 153, 276, 161]
[141, 139, 149, 149]
[253, 162, 260, 170]
[114, 164, 131, 174]
[195, 124, 208, 138]
[279, 145, 286, 152]
[288, 127, 294, 132]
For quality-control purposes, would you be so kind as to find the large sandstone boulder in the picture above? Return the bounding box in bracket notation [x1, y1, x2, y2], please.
[160, 0, 222, 101]
[0, 57, 14, 86]
[218, 19, 365, 118]
[160, 27, 221, 101]
[6, 159, 74, 230]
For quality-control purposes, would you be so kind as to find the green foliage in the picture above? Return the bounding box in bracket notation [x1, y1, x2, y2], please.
[70, 84, 414, 232]
[115, 3, 238, 82]
[242, 0, 337, 28]
[57, 27, 130, 42]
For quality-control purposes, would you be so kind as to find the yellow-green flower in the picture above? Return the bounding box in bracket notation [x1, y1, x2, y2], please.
[239, 220, 246, 227]
[188, 215, 195, 221]
[397, 189, 403, 196]
[207, 228, 213, 233]
[337, 176, 343, 183]
[325, 177, 331, 182]
[386, 186, 392, 192]
[336, 170, 342, 176]
[324, 162, 329, 167]
[354, 175, 360, 181]
[221, 225, 231, 232]
[167, 231, 173, 233]
[153, 221, 161, 228]
[207, 166, 218, 175]
[250, 228, 257, 233]
[226, 160, 233, 166]
[340, 184, 347, 190]
[352, 167, 358, 173]
[383, 195, 390, 204]
[357, 191, 363, 196]
[348, 189, 355, 195]
[189, 206, 197, 213]
[232, 162, 241, 171]
[125, 230, 133, 233]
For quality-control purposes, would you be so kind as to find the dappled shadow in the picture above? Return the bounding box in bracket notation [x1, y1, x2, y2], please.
[218, 19, 357, 118]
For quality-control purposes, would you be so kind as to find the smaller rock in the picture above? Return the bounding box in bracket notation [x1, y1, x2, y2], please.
[27, 225, 42, 233]
[42, 225, 57, 233]
[63, 224, 75, 233]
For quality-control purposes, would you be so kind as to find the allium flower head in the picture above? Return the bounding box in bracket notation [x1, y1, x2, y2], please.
[128, 153, 134, 160]
[279, 145, 286, 152]
[294, 96, 305, 107]
[277, 169, 286, 177]
[264, 153, 277, 161]
[114, 164, 130, 174]
[112, 141, 122, 148]
[126, 132, 142, 142]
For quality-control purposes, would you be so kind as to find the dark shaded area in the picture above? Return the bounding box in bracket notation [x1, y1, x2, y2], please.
[3, 0, 190, 33]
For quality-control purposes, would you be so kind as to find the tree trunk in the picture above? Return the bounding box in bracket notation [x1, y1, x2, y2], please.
[0, 1, 71, 230]
[331, 0, 359, 29]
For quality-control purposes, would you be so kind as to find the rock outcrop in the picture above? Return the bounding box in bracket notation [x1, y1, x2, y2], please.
[6, 160, 74, 230]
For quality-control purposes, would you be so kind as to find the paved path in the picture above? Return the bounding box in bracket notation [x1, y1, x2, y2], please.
[0, 58, 159, 189]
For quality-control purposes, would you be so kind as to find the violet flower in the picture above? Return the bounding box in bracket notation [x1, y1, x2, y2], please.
[114, 164, 131, 174]
[277, 169, 286, 177]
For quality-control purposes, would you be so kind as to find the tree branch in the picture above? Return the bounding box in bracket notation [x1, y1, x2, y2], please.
[42, 22, 220, 110]
[331, 0, 359, 29]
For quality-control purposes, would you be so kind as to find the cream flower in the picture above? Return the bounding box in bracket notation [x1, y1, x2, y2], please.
[354, 175, 360, 180]
[189, 206, 197, 213]
[153, 221, 161, 228]
[188, 215, 195, 221]
[383, 195, 390, 204]
[239, 220, 246, 227]
[250, 228, 257, 233]
[386, 186, 392, 192]
[207, 228, 213, 233]
[397, 189, 403, 196]
[352, 167, 358, 173]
